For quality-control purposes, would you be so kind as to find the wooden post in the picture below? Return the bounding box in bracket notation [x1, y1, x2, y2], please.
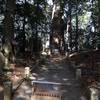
[3, 82, 12, 100]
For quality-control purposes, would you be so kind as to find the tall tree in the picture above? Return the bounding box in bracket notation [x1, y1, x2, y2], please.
[98, 0, 100, 25]
[2, 0, 15, 63]
[75, 0, 78, 51]
[50, 0, 65, 53]
[64, 1, 72, 55]
[68, 1, 72, 52]
[22, 0, 26, 52]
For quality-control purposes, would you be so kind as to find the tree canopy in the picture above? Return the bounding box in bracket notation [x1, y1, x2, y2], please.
[0, 0, 100, 57]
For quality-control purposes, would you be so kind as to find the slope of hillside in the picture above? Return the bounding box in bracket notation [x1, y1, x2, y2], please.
[69, 50, 100, 90]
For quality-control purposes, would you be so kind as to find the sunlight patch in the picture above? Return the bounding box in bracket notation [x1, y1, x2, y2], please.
[30, 76, 36, 80]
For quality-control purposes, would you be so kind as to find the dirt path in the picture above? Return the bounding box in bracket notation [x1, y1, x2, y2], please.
[12, 55, 88, 100]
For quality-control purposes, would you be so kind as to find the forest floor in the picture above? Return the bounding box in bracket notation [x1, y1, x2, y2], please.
[69, 49, 100, 90]
[0, 49, 100, 99]
[0, 52, 38, 100]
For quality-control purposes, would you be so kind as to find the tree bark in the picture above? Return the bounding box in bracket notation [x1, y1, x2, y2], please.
[22, 0, 26, 52]
[98, 0, 100, 25]
[2, 0, 15, 64]
[68, 1, 73, 52]
[30, 24, 34, 53]
[50, 0, 64, 53]
[75, 0, 78, 51]
[64, 1, 72, 55]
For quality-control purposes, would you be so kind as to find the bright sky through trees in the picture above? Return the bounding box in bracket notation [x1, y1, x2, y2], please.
[48, 0, 53, 5]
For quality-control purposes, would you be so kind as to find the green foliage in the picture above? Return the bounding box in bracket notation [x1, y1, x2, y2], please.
[2, 0, 100, 53]
[16, 0, 46, 24]
[67, 0, 100, 51]
[27, 3, 45, 23]
[0, 0, 5, 14]
[15, 0, 47, 52]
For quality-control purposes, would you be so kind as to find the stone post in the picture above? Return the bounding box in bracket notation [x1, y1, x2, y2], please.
[76, 69, 81, 79]
[71, 61, 75, 68]
[3, 82, 12, 100]
[25, 67, 30, 78]
[90, 88, 100, 100]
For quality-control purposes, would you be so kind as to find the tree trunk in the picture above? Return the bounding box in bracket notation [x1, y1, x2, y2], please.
[69, 1, 72, 52]
[22, 0, 26, 52]
[50, 0, 64, 54]
[30, 24, 34, 53]
[22, 17, 26, 52]
[64, 1, 72, 55]
[98, 0, 100, 25]
[65, 20, 70, 56]
[35, 22, 38, 52]
[75, 0, 78, 51]
[2, 0, 15, 64]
